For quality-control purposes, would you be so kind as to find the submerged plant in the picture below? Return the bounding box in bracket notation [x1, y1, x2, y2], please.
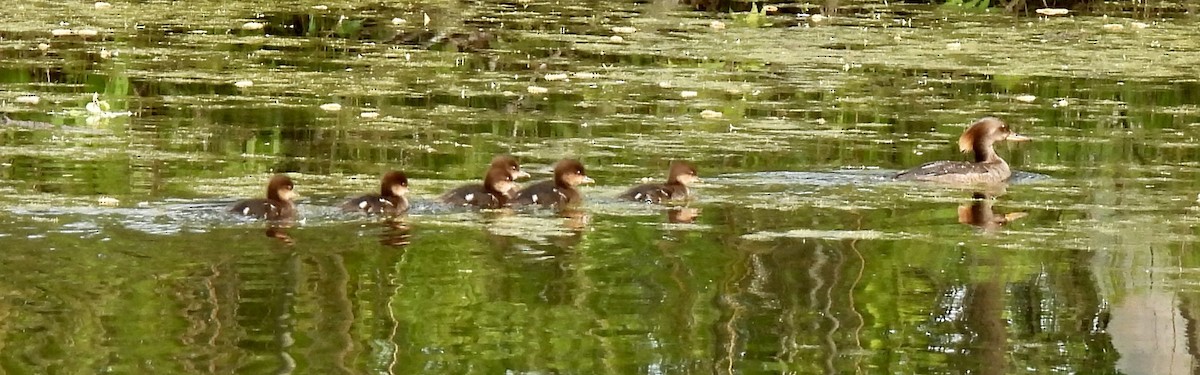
[732, 3, 773, 28]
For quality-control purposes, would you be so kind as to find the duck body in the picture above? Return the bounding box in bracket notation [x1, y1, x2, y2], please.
[442, 183, 511, 209]
[230, 199, 294, 219]
[513, 180, 581, 207]
[894, 159, 1012, 184]
[621, 184, 688, 203]
[442, 155, 528, 209]
[342, 171, 410, 215]
[895, 117, 1030, 184]
[620, 161, 700, 204]
[513, 159, 593, 208]
[230, 174, 298, 220]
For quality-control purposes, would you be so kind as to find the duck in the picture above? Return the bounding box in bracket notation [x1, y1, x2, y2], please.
[894, 117, 1030, 184]
[341, 171, 410, 215]
[230, 174, 298, 219]
[513, 159, 594, 207]
[442, 162, 520, 209]
[619, 161, 700, 203]
[441, 155, 530, 206]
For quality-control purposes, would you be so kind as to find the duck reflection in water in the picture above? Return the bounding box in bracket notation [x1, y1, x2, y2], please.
[378, 219, 413, 248]
[959, 191, 1027, 233]
[265, 224, 295, 245]
[484, 216, 586, 306]
[667, 207, 702, 224]
[559, 208, 590, 230]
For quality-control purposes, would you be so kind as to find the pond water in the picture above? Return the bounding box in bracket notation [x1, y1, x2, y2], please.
[3, 0, 1200, 373]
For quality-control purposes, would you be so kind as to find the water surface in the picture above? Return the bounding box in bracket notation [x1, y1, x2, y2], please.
[2, 0, 1199, 373]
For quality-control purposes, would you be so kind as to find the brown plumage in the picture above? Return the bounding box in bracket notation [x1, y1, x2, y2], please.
[441, 155, 530, 207]
[341, 171, 410, 215]
[513, 159, 594, 207]
[230, 174, 298, 220]
[442, 164, 518, 209]
[895, 117, 1031, 184]
[620, 161, 700, 204]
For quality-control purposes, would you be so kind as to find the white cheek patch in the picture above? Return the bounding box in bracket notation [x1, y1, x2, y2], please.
[465, 193, 475, 202]
[359, 201, 369, 209]
[242, 207, 250, 215]
[634, 193, 643, 200]
[531, 194, 539, 203]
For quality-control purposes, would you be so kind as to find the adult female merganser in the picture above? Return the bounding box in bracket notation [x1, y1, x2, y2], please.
[341, 171, 410, 215]
[895, 117, 1030, 184]
[230, 174, 299, 219]
[513, 159, 594, 207]
[619, 161, 700, 203]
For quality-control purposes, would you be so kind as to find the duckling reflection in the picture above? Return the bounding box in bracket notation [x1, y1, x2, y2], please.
[667, 207, 702, 224]
[959, 192, 1027, 233]
[559, 208, 591, 231]
[483, 222, 585, 306]
[265, 224, 294, 245]
[378, 219, 412, 248]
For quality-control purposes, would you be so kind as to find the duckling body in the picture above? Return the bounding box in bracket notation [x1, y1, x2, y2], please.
[342, 171, 410, 215]
[513, 159, 593, 208]
[443, 165, 518, 209]
[442, 155, 529, 208]
[620, 161, 700, 204]
[895, 117, 1030, 184]
[230, 175, 298, 220]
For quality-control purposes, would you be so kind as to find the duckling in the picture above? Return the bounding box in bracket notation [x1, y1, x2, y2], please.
[342, 171, 410, 215]
[442, 155, 530, 205]
[513, 159, 594, 207]
[443, 164, 519, 209]
[230, 174, 298, 219]
[620, 161, 700, 203]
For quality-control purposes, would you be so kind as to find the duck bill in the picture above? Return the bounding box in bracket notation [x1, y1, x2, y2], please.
[581, 176, 595, 184]
[513, 170, 531, 179]
[1007, 133, 1032, 142]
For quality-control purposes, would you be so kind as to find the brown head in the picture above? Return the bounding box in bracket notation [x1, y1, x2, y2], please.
[266, 174, 298, 202]
[958, 117, 1031, 162]
[666, 161, 700, 186]
[553, 159, 594, 187]
[379, 171, 409, 198]
[489, 155, 530, 180]
[484, 166, 517, 196]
